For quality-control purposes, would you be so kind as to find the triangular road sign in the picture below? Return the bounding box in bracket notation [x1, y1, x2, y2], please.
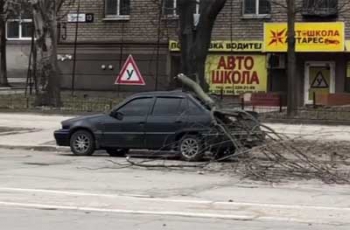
[115, 55, 145, 85]
[311, 71, 329, 88]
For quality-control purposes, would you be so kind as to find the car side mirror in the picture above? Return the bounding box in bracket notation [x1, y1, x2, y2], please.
[111, 111, 124, 120]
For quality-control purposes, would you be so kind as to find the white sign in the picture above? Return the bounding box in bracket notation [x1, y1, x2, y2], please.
[115, 55, 146, 85]
[68, 13, 86, 22]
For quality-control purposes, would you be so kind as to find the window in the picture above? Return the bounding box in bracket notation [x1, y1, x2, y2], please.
[243, 0, 271, 17]
[118, 98, 152, 116]
[6, 6, 33, 40]
[163, 0, 200, 16]
[302, 0, 338, 16]
[188, 100, 203, 115]
[105, 0, 130, 19]
[152, 98, 184, 116]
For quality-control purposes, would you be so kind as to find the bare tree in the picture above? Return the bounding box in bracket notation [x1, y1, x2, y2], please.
[29, 0, 74, 106]
[0, 0, 17, 86]
[274, 0, 350, 117]
[177, 0, 227, 92]
[29, 0, 61, 106]
[286, 0, 297, 117]
[0, 0, 30, 87]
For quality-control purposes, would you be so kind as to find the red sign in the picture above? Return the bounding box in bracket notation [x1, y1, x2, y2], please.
[115, 55, 145, 85]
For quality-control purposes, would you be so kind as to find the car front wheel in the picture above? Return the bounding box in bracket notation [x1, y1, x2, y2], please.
[179, 135, 204, 161]
[70, 130, 95, 156]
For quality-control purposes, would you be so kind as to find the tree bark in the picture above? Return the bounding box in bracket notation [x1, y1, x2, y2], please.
[286, 0, 297, 117]
[0, 2, 9, 87]
[31, 0, 61, 106]
[178, 0, 226, 92]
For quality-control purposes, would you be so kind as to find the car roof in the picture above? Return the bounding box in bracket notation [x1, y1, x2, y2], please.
[131, 90, 190, 98]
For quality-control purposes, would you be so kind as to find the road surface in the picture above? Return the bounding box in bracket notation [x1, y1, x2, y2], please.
[0, 148, 349, 229]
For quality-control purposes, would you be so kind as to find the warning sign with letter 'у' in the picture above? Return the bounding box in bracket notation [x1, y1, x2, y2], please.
[115, 55, 146, 86]
[308, 67, 330, 100]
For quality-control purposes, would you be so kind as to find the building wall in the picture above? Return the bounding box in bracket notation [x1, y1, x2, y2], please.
[58, 43, 169, 91]
[61, 0, 174, 43]
[60, 0, 350, 42]
[5, 42, 30, 86]
[55, 0, 350, 104]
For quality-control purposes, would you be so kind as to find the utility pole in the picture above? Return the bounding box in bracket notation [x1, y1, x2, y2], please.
[286, 0, 297, 117]
[71, 0, 81, 96]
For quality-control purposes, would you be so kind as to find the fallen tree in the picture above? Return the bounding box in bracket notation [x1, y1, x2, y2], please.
[120, 73, 350, 184]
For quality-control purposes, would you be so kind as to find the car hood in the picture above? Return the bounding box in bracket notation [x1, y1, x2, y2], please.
[61, 113, 108, 126]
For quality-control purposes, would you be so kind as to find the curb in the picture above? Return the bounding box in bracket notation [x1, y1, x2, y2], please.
[0, 145, 70, 152]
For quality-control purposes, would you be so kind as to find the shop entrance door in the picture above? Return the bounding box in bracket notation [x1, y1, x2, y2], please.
[304, 62, 335, 104]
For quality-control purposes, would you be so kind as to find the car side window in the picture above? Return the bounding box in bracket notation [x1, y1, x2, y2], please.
[188, 99, 203, 115]
[152, 97, 184, 116]
[118, 98, 153, 116]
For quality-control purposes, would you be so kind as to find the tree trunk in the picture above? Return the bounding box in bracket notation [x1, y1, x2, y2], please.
[0, 11, 9, 86]
[31, 0, 61, 107]
[178, 0, 197, 81]
[178, 0, 226, 92]
[286, 0, 297, 117]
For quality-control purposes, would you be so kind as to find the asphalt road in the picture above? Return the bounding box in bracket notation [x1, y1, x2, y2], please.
[0, 148, 349, 229]
[0, 206, 338, 230]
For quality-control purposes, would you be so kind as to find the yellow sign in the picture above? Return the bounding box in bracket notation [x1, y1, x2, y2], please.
[205, 55, 267, 95]
[264, 22, 345, 52]
[169, 40, 263, 52]
[308, 67, 330, 100]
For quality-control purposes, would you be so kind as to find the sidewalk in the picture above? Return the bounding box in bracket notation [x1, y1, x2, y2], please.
[0, 113, 349, 151]
[0, 113, 72, 151]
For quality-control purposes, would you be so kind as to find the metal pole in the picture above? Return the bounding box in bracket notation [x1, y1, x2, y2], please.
[26, 19, 35, 96]
[155, 0, 164, 91]
[71, 0, 81, 96]
[313, 91, 316, 109]
[117, 23, 125, 98]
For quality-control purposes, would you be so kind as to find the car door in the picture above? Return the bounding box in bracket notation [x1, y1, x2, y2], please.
[144, 97, 187, 149]
[187, 97, 212, 127]
[102, 97, 154, 149]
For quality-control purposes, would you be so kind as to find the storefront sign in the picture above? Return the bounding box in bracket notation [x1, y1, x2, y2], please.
[205, 55, 267, 95]
[169, 40, 263, 52]
[264, 22, 345, 52]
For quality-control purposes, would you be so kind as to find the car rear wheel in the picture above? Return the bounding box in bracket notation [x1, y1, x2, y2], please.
[179, 135, 204, 161]
[106, 148, 129, 157]
[70, 130, 95, 156]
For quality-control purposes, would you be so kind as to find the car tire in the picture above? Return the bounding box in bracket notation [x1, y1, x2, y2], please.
[70, 130, 95, 156]
[179, 135, 204, 161]
[106, 148, 129, 157]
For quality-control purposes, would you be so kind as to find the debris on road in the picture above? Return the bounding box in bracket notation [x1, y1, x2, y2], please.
[124, 74, 350, 184]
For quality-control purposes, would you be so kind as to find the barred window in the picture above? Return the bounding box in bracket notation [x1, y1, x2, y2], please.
[303, 0, 338, 9]
[302, 0, 338, 16]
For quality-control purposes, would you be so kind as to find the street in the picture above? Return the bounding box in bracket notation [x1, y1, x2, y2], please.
[0, 148, 349, 229]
